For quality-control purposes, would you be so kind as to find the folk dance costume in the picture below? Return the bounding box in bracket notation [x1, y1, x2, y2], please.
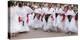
[64, 10, 78, 34]
[15, 6, 27, 32]
[75, 13, 78, 28]
[51, 8, 57, 31]
[55, 7, 60, 30]
[10, 6, 22, 33]
[42, 7, 55, 32]
[55, 8, 65, 32]
[32, 7, 43, 29]
[21, 6, 33, 32]
[28, 13, 34, 27]
[23, 6, 33, 26]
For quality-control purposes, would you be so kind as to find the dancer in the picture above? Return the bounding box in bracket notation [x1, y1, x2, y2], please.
[42, 3, 54, 32]
[10, 2, 22, 36]
[64, 5, 78, 34]
[32, 4, 43, 30]
[22, 2, 33, 32]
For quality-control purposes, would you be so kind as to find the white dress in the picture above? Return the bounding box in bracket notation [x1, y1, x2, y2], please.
[28, 13, 34, 27]
[10, 6, 22, 33]
[55, 8, 64, 31]
[20, 6, 33, 32]
[21, 13, 30, 32]
[15, 6, 30, 32]
[51, 13, 57, 31]
[42, 7, 55, 31]
[24, 6, 33, 26]
[55, 7, 60, 27]
[32, 8, 43, 29]
[32, 16, 43, 29]
[43, 15, 56, 31]
[42, 16, 47, 31]
[64, 10, 78, 33]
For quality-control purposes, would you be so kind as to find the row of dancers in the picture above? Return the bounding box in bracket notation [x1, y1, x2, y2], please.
[9, 2, 78, 36]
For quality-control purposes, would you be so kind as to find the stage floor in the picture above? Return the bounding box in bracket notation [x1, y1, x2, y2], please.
[10, 29, 77, 39]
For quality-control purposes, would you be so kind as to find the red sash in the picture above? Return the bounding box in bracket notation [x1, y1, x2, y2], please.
[41, 14, 44, 22]
[60, 14, 65, 22]
[18, 16, 22, 23]
[26, 14, 29, 24]
[62, 15, 65, 21]
[75, 15, 77, 20]
[51, 16, 54, 21]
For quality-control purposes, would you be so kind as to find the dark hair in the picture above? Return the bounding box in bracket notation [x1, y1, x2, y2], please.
[18, 2, 23, 7]
[63, 6, 69, 12]
[23, 2, 27, 6]
[71, 7, 73, 9]
[8, 1, 14, 7]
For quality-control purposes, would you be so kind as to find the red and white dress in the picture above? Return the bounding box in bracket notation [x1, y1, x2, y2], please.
[64, 10, 78, 33]
[42, 7, 55, 31]
[32, 8, 43, 29]
[21, 6, 33, 32]
[55, 8, 65, 31]
[10, 6, 22, 33]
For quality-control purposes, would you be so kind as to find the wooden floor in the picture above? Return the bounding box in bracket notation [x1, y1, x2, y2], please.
[10, 29, 77, 40]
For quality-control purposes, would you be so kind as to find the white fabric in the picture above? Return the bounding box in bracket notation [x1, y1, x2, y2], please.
[32, 17, 43, 29]
[23, 6, 33, 14]
[23, 6, 33, 25]
[42, 7, 56, 31]
[55, 8, 64, 31]
[22, 6, 33, 32]
[28, 13, 34, 26]
[34, 8, 42, 14]
[42, 7, 55, 14]
[43, 16, 53, 31]
[32, 8, 43, 29]
[55, 7, 60, 13]
[13, 6, 33, 32]
[15, 6, 25, 17]
[64, 10, 77, 33]
[15, 6, 28, 32]
[58, 8, 65, 14]
[10, 6, 22, 33]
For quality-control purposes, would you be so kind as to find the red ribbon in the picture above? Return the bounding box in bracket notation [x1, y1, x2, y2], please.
[18, 16, 22, 23]
[62, 15, 65, 22]
[26, 14, 29, 24]
[75, 16, 77, 20]
[51, 16, 54, 21]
